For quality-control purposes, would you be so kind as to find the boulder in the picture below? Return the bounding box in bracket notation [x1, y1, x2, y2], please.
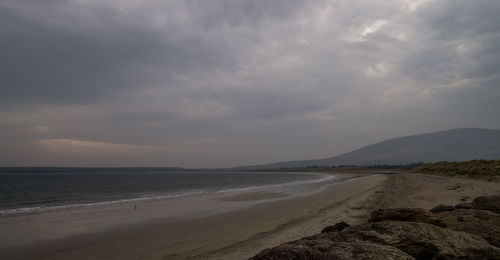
[250, 196, 500, 260]
[435, 209, 500, 227]
[455, 203, 473, 209]
[250, 238, 414, 260]
[473, 195, 500, 213]
[341, 221, 500, 259]
[430, 204, 455, 213]
[434, 209, 500, 247]
[321, 221, 351, 233]
[370, 208, 446, 227]
[252, 219, 500, 260]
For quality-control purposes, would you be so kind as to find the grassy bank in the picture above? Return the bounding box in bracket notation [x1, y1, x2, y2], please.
[411, 159, 500, 180]
[251, 165, 418, 174]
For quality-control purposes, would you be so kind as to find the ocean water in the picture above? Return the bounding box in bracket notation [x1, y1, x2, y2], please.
[0, 168, 328, 214]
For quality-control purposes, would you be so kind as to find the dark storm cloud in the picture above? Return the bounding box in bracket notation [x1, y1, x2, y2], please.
[0, 0, 313, 107]
[0, 1, 235, 106]
[400, 0, 500, 84]
[1, 0, 500, 167]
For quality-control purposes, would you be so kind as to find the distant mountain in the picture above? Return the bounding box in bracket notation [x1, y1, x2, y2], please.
[236, 128, 500, 170]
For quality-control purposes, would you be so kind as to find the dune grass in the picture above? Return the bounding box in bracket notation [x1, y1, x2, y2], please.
[411, 159, 500, 181]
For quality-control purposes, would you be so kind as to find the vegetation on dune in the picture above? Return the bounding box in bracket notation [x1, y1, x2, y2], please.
[249, 163, 423, 173]
[411, 160, 500, 180]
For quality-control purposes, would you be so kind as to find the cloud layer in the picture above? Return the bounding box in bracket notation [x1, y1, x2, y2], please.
[1, 0, 499, 167]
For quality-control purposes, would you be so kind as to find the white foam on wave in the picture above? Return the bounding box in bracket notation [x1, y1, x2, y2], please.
[214, 172, 339, 194]
[0, 190, 208, 216]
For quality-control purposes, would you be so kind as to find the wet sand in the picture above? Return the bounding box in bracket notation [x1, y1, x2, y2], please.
[1, 173, 500, 259]
[221, 192, 289, 201]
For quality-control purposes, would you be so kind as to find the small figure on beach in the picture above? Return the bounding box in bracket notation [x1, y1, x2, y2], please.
[134, 205, 137, 210]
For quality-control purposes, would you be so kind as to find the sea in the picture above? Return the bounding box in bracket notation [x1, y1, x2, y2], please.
[0, 168, 341, 215]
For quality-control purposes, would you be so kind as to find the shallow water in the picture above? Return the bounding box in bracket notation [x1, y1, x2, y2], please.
[0, 168, 332, 214]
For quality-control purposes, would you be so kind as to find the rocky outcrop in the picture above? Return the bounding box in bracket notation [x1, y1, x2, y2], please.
[251, 233, 414, 260]
[455, 203, 473, 209]
[435, 209, 500, 248]
[342, 221, 499, 259]
[250, 195, 500, 260]
[370, 208, 446, 227]
[430, 204, 455, 213]
[473, 195, 500, 213]
[321, 221, 351, 233]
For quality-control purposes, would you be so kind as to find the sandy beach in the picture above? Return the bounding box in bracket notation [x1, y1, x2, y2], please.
[1, 172, 499, 260]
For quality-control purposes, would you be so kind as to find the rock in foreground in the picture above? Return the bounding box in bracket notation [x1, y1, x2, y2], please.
[250, 195, 500, 260]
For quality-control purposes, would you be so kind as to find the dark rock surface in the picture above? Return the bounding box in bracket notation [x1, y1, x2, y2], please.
[430, 204, 455, 213]
[343, 221, 500, 259]
[435, 209, 500, 248]
[370, 208, 446, 227]
[250, 195, 500, 260]
[473, 195, 500, 213]
[250, 234, 414, 260]
[455, 203, 473, 209]
[321, 221, 351, 233]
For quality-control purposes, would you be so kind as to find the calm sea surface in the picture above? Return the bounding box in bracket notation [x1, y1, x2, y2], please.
[0, 168, 325, 214]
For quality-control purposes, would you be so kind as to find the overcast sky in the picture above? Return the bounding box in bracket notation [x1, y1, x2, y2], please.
[1, 0, 499, 168]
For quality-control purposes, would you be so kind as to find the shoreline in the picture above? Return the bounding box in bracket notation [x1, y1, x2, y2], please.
[0, 172, 358, 249]
[1, 172, 500, 259]
[0, 171, 336, 217]
[0, 173, 376, 259]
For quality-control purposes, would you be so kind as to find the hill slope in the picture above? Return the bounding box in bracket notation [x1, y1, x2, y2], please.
[237, 128, 500, 169]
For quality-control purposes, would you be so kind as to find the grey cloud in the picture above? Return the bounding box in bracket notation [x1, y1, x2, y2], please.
[184, 0, 314, 28]
[1, 0, 500, 167]
[0, 1, 244, 107]
[0, 0, 315, 108]
[401, 0, 500, 84]
[420, 0, 500, 39]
